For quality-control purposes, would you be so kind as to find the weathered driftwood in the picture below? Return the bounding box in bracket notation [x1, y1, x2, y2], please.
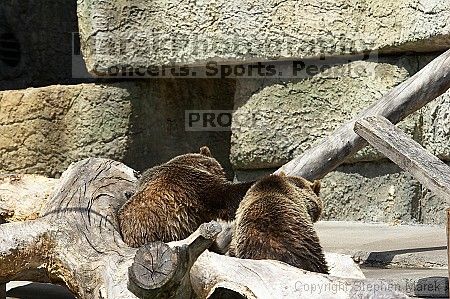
[0, 158, 409, 299]
[448, 208, 450, 283]
[275, 49, 450, 180]
[355, 116, 450, 295]
[0, 174, 57, 222]
[0, 159, 139, 299]
[191, 251, 408, 299]
[0, 159, 224, 299]
[354, 116, 450, 202]
[128, 222, 222, 299]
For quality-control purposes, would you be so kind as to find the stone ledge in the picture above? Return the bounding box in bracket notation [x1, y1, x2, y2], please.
[231, 56, 428, 169]
[77, 0, 450, 74]
[0, 83, 134, 176]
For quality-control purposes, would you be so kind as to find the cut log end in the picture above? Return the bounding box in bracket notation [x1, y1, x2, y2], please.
[129, 242, 178, 290]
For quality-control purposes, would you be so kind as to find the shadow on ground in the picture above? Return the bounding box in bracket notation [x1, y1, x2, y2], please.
[7, 282, 75, 299]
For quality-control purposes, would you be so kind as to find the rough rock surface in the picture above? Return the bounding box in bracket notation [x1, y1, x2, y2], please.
[319, 163, 421, 223]
[419, 187, 448, 226]
[234, 161, 427, 224]
[77, 0, 450, 74]
[231, 56, 431, 169]
[0, 84, 133, 177]
[0, 79, 236, 178]
[422, 95, 450, 161]
[235, 160, 447, 225]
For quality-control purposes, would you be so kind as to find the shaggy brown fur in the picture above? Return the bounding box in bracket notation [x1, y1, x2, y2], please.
[229, 173, 328, 274]
[118, 146, 254, 247]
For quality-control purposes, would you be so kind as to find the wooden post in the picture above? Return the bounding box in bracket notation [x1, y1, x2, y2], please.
[356, 116, 450, 290]
[448, 208, 450, 286]
[354, 116, 450, 201]
[128, 222, 222, 299]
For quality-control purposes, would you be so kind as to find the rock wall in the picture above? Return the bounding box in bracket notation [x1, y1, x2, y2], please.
[0, 80, 235, 178]
[231, 54, 450, 169]
[1, 0, 449, 225]
[235, 160, 448, 225]
[77, 0, 450, 74]
[231, 54, 450, 225]
[0, 84, 133, 176]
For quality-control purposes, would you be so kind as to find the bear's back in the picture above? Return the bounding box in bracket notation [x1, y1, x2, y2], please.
[118, 149, 232, 247]
[231, 174, 329, 274]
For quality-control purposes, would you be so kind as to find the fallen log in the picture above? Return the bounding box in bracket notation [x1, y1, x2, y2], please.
[0, 158, 409, 298]
[0, 159, 224, 299]
[191, 251, 408, 299]
[0, 159, 138, 298]
[128, 222, 222, 299]
[275, 49, 450, 180]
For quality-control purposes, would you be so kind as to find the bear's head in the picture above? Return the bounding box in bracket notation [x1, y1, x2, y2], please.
[280, 173, 323, 223]
[170, 146, 226, 178]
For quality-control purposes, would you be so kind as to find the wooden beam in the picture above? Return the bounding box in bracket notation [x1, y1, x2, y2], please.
[448, 208, 450, 285]
[275, 49, 450, 180]
[354, 116, 450, 201]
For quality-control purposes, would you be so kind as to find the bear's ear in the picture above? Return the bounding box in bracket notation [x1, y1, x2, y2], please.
[278, 171, 287, 177]
[200, 146, 212, 157]
[311, 180, 321, 196]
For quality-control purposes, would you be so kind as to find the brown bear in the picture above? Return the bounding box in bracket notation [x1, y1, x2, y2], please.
[229, 173, 328, 274]
[118, 146, 255, 247]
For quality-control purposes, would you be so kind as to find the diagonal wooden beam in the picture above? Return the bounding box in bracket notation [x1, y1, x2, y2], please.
[448, 208, 450, 284]
[276, 49, 450, 180]
[354, 115, 450, 202]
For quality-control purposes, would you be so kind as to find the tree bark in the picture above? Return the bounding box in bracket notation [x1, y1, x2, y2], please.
[191, 251, 408, 299]
[0, 159, 139, 298]
[275, 49, 450, 180]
